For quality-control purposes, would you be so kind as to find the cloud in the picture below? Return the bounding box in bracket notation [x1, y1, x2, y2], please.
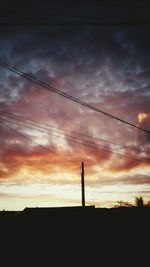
[0, 16, 150, 209]
[94, 173, 150, 186]
[137, 112, 150, 146]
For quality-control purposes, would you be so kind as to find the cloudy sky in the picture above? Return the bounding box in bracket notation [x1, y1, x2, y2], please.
[0, 1, 150, 210]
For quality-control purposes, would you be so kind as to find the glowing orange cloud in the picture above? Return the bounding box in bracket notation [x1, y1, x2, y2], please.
[138, 112, 148, 123]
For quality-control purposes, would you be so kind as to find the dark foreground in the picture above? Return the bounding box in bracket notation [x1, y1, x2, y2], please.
[0, 206, 149, 266]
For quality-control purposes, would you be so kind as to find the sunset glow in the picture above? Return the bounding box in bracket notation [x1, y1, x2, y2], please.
[0, 11, 150, 210]
[138, 113, 149, 123]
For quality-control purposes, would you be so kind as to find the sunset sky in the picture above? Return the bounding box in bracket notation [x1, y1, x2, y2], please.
[0, 1, 150, 210]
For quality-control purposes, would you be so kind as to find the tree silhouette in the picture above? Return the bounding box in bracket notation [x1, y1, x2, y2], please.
[135, 196, 144, 207]
[115, 201, 133, 208]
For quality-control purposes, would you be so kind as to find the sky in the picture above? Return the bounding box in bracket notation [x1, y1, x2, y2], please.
[0, 1, 150, 210]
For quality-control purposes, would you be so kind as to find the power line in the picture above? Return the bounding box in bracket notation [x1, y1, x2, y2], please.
[0, 117, 149, 163]
[0, 116, 122, 152]
[0, 110, 150, 154]
[0, 119, 78, 166]
[0, 110, 130, 149]
[0, 15, 150, 25]
[0, 13, 148, 21]
[1, 110, 149, 155]
[0, 61, 150, 134]
[1, 117, 110, 149]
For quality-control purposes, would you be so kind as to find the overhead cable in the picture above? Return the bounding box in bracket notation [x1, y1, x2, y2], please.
[0, 61, 150, 134]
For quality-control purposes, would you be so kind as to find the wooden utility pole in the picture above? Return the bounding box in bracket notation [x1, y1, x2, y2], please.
[81, 161, 85, 207]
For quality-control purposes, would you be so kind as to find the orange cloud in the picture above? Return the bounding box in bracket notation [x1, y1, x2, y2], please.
[138, 112, 149, 123]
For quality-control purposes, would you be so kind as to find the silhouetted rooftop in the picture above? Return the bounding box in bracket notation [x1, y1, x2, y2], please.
[23, 205, 95, 214]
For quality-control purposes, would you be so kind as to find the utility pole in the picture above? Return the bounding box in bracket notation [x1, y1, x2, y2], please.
[81, 161, 85, 207]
